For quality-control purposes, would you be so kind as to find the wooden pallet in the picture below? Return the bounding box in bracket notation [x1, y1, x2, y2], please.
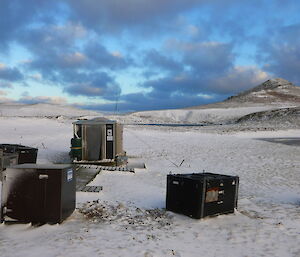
[75, 164, 134, 193]
[75, 165, 102, 192]
[76, 164, 135, 173]
[77, 185, 103, 193]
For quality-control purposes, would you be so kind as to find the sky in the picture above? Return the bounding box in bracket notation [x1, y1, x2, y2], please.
[0, 0, 300, 112]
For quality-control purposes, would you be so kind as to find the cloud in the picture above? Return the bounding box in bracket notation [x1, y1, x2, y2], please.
[1, 0, 299, 112]
[61, 52, 88, 67]
[19, 24, 133, 86]
[0, 81, 13, 88]
[76, 92, 219, 112]
[84, 42, 132, 70]
[19, 23, 88, 78]
[205, 66, 270, 94]
[0, 90, 7, 96]
[63, 71, 121, 100]
[24, 52, 88, 82]
[166, 40, 234, 75]
[65, 0, 204, 33]
[137, 65, 269, 107]
[142, 49, 182, 74]
[0, 92, 68, 105]
[141, 74, 199, 96]
[29, 73, 43, 81]
[260, 23, 300, 85]
[0, 64, 23, 81]
[129, 38, 270, 111]
[139, 41, 236, 96]
[89, 65, 268, 111]
[17, 24, 127, 102]
[19, 95, 68, 105]
[0, 0, 62, 51]
[20, 23, 87, 54]
[0, 97, 14, 104]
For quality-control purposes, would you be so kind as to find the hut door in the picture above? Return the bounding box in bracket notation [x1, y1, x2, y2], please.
[85, 125, 102, 161]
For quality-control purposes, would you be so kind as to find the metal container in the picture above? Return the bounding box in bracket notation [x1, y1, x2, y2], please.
[166, 173, 239, 219]
[0, 144, 38, 164]
[1, 164, 76, 224]
[70, 118, 125, 163]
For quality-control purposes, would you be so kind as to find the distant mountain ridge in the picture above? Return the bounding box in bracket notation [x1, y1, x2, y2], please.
[0, 103, 100, 118]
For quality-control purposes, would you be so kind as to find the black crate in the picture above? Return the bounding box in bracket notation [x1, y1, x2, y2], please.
[0, 144, 38, 164]
[166, 173, 239, 219]
[1, 164, 76, 224]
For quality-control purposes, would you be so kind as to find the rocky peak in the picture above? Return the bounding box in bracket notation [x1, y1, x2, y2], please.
[255, 78, 294, 91]
[228, 78, 296, 98]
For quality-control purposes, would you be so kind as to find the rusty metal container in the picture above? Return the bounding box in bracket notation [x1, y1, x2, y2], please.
[166, 173, 239, 219]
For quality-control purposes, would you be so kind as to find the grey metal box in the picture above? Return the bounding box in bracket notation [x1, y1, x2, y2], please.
[70, 118, 125, 163]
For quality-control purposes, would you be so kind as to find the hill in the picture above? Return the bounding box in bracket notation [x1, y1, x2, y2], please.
[225, 78, 300, 105]
[186, 78, 300, 110]
[0, 103, 101, 118]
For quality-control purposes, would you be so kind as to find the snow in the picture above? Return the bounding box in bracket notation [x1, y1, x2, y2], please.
[108, 106, 280, 124]
[0, 105, 300, 257]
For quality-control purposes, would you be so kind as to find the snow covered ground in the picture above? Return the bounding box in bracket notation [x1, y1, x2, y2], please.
[0, 114, 300, 257]
[108, 106, 280, 124]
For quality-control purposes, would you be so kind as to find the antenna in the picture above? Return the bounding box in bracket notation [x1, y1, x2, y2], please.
[114, 92, 120, 114]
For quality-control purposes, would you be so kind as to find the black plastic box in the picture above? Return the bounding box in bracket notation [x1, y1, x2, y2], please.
[0, 144, 38, 164]
[1, 164, 76, 224]
[166, 173, 239, 219]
